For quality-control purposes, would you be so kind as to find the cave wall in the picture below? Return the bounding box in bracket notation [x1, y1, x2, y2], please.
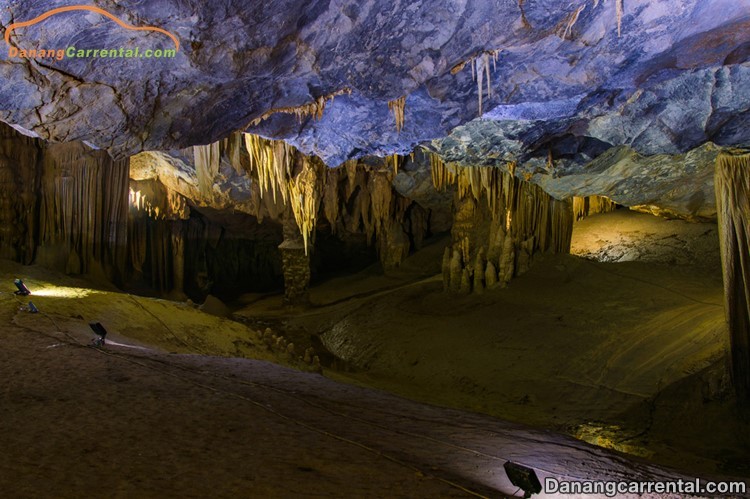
[0, 123, 129, 281]
[0, 125, 41, 264]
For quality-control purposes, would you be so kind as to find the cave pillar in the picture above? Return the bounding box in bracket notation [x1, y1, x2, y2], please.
[715, 152, 750, 404]
[280, 217, 311, 305]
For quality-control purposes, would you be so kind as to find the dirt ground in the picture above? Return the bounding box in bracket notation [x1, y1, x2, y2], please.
[1, 210, 748, 497]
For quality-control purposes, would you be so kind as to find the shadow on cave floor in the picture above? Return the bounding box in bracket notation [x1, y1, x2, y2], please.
[235, 210, 750, 479]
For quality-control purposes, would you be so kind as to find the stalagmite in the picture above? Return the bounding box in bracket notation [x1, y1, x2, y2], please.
[459, 268, 472, 295]
[379, 222, 410, 270]
[516, 236, 535, 276]
[498, 235, 515, 286]
[450, 249, 463, 294]
[485, 261, 498, 289]
[442, 246, 451, 291]
[473, 247, 486, 294]
[715, 152, 750, 404]
[487, 225, 505, 263]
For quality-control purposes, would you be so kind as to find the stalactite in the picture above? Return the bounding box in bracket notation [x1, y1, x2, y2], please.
[323, 167, 340, 233]
[288, 157, 322, 255]
[344, 159, 360, 198]
[451, 50, 500, 117]
[388, 96, 406, 133]
[225, 132, 245, 174]
[429, 152, 456, 192]
[715, 152, 750, 403]
[616, 0, 623, 37]
[519, 0, 532, 29]
[474, 51, 498, 117]
[193, 142, 222, 197]
[573, 195, 618, 221]
[369, 170, 393, 235]
[249, 88, 352, 126]
[562, 4, 587, 40]
[390, 154, 401, 176]
[243, 133, 293, 205]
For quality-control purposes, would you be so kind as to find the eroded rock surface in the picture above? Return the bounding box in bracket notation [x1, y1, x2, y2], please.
[1, 1, 748, 164]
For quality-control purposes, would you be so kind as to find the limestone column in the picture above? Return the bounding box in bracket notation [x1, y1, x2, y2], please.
[715, 152, 750, 404]
[280, 215, 311, 305]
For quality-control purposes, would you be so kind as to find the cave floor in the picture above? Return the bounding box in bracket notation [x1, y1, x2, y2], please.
[0, 287, 738, 499]
[236, 210, 750, 479]
[1, 210, 748, 496]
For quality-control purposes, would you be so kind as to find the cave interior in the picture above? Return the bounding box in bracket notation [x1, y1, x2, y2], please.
[1, 1, 750, 497]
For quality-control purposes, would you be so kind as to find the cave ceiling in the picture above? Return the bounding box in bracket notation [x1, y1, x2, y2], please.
[1, 0, 749, 217]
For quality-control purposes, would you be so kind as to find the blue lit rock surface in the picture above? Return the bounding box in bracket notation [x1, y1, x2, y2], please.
[1, 1, 749, 216]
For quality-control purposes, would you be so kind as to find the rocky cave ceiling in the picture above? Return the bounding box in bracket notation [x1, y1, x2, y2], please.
[1, 0, 750, 219]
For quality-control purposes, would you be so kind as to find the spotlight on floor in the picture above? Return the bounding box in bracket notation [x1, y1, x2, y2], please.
[89, 322, 108, 346]
[27, 302, 39, 314]
[14, 278, 31, 296]
[504, 461, 541, 498]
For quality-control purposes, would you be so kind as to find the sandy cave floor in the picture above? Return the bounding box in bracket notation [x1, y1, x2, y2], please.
[0, 210, 749, 497]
